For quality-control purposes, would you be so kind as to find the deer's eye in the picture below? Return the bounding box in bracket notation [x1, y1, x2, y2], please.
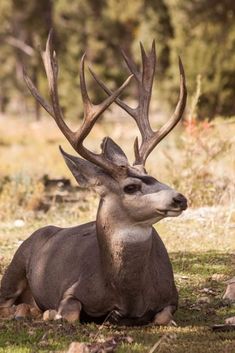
[123, 184, 141, 194]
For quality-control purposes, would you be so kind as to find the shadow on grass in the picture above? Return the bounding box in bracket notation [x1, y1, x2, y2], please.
[171, 251, 233, 276]
[171, 251, 234, 326]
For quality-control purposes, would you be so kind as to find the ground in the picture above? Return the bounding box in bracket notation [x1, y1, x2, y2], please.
[0, 115, 234, 352]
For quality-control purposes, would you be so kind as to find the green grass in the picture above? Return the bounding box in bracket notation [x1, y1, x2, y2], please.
[0, 247, 234, 352]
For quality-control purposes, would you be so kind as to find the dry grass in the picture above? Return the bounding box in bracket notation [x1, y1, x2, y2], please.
[0, 113, 234, 218]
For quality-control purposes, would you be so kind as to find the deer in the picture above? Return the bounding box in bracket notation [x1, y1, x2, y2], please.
[0, 32, 187, 326]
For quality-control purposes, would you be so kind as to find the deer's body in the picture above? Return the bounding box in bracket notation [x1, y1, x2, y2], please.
[2, 220, 177, 324]
[0, 32, 187, 325]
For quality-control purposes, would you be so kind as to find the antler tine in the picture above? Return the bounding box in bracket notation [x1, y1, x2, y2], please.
[80, 53, 92, 112]
[89, 67, 136, 119]
[80, 59, 133, 125]
[24, 30, 133, 176]
[89, 43, 156, 136]
[24, 31, 76, 147]
[121, 49, 141, 83]
[75, 57, 133, 169]
[90, 43, 156, 158]
[134, 56, 187, 165]
[120, 45, 156, 136]
[140, 40, 156, 90]
[41, 30, 76, 145]
[90, 42, 187, 167]
[153, 57, 187, 144]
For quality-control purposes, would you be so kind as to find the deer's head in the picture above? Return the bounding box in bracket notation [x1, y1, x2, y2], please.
[24, 31, 187, 226]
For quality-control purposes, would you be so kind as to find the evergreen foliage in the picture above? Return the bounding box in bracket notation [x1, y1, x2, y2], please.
[0, 0, 234, 119]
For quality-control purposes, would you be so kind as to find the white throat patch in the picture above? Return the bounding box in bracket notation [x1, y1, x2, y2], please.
[112, 226, 152, 243]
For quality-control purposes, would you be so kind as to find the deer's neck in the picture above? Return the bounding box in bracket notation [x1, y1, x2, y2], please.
[96, 197, 153, 290]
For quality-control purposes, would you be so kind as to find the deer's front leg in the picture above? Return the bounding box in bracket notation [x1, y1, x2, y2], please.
[56, 296, 82, 323]
[153, 305, 175, 326]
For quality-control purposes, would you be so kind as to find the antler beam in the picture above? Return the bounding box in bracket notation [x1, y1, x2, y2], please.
[24, 30, 132, 176]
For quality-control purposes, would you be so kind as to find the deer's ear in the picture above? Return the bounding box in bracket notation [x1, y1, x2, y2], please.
[101, 137, 129, 166]
[59, 146, 104, 188]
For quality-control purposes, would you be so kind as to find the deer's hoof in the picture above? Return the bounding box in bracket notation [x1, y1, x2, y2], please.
[153, 306, 174, 326]
[61, 311, 80, 323]
[43, 309, 58, 321]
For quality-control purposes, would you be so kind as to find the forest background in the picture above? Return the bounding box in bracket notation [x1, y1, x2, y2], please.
[1, 0, 235, 120]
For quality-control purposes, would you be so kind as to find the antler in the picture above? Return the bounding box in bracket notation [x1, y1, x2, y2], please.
[90, 41, 187, 166]
[23, 31, 132, 176]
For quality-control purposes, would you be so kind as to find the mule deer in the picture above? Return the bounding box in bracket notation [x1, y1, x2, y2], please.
[0, 32, 187, 325]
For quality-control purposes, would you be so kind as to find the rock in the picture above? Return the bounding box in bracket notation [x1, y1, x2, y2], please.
[223, 277, 235, 302]
[43, 309, 58, 321]
[14, 304, 31, 319]
[225, 316, 235, 324]
[0, 306, 16, 319]
[66, 342, 90, 353]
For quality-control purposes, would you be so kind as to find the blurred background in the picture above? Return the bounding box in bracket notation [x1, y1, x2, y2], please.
[1, 0, 235, 119]
[0, 0, 234, 250]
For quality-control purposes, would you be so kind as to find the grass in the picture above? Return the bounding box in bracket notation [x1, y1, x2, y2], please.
[0, 114, 235, 352]
[0, 208, 234, 353]
[0, 251, 234, 353]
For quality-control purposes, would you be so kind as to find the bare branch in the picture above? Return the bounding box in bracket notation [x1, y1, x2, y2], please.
[5, 36, 35, 56]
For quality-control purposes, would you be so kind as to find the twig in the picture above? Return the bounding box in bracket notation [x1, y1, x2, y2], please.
[148, 336, 163, 353]
[148, 333, 177, 353]
[5, 36, 35, 56]
[188, 74, 201, 122]
[93, 311, 114, 341]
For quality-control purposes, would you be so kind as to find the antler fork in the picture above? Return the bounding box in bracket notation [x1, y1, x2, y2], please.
[23, 31, 133, 176]
[90, 41, 187, 166]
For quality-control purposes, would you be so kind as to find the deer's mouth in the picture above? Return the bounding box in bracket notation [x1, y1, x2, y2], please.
[156, 208, 183, 217]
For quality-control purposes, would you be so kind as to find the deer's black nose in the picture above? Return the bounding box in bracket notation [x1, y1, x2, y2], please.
[172, 194, 187, 210]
